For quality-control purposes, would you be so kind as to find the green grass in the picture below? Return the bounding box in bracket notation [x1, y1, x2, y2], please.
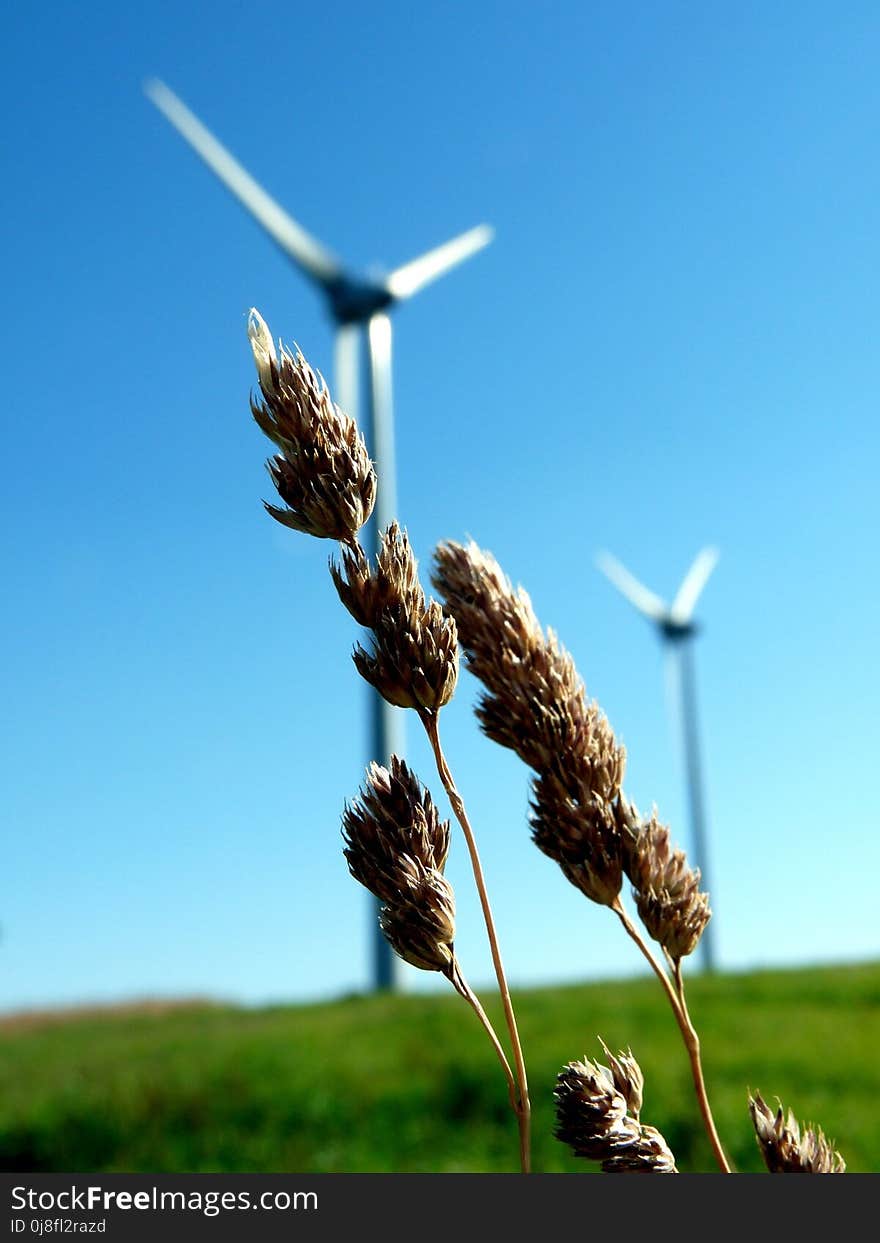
[1, 961, 877, 1173]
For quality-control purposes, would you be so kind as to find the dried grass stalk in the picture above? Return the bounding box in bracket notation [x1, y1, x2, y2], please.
[342, 757, 522, 1136]
[432, 538, 713, 954]
[555, 1046, 677, 1173]
[749, 1093, 845, 1174]
[433, 536, 729, 1171]
[249, 318, 529, 1172]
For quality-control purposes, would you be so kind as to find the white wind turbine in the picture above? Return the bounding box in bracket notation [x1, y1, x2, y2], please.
[146, 78, 494, 992]
[597, 548, 720, 973]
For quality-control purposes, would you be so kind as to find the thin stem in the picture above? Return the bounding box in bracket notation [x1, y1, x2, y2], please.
[613, 898, 684, 1022]
[447, 957, 519, 1118]
[674, 959, 732, 1174]
[422, 709, 531, 1175]
[613, 898, 731, 1174]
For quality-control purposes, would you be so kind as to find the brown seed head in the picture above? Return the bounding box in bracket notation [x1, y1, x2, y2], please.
[352, 601, 459, 712]
[342, 761, 458, 976]
[248, 310, 376, 542]
[554, 1047, 676, 1173]
[529, 768, 623, 906]
[433, 541, 622, 775]
[601, 1126, 678, 1174]
[330, 522, 424, 628]
[339, 525, 458, 712]
[598, 1039, 644, 1119]
[342, 758, 450, 904]
[433, 539, 626, 900]
[379, 864, 457, 974]
[625, 811, 711, 960]
[554, 1058, 638, 1160]
[749, 1093, 845, 1174]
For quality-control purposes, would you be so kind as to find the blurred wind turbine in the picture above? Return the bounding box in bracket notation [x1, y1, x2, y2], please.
[146, 78, 494, 993]
[596, 548, 720, 973]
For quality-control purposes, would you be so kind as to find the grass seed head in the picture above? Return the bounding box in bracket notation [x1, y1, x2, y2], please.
[342, 758, 450, 904]
[749, 1093, 845, 1174]
[554, 1058, 637, 1159]
[433, 539, 626, 902]
[379, 866, 457, 974]
[554, 1048, 676, 1173]
[247, 311, 376, 543]
[529, 768, 623, 906]
[330, 522, 424, 628]
[342, 762, 458, 975]
[340, 526, 458, 712]
[601, 1126, 677, 1174]
[598, 1039, 644, 1119]
[433, 542, 587, 769]
[625, 812, 711, 960]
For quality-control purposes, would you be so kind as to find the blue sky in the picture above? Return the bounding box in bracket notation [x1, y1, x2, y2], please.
[2, 0, 879, 1011]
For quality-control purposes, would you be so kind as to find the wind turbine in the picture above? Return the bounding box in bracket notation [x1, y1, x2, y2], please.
[597, 548, 720, 973]
[145, 78, 494, 992]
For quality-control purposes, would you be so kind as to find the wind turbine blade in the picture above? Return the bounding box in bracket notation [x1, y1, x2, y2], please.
[367, 314, 397, 529]
[144, 78, 341, 285]
[384, 224, 494, 300]
[596, 552, 668, 622]
[670, 547, 719, 624]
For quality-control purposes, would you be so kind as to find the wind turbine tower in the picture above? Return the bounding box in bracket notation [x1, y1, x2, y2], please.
[146, 79, 494, 992]
[597, 548, 720, 973]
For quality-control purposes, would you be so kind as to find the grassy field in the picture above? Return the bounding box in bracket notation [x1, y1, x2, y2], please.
[1, 961, 877, 1173]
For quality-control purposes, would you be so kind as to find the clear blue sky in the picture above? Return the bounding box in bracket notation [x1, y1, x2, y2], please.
[3, 0, 879, 1011]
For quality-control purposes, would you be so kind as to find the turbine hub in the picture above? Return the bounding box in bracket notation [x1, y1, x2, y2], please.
[324, 275, 394, 325]
[661, 619, 699, 642]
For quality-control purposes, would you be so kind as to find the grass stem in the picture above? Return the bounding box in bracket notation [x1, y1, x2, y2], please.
[448, 957, 519, 1118]
[613, 898, 730, 1173]
[422, 709, 531, 1174]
